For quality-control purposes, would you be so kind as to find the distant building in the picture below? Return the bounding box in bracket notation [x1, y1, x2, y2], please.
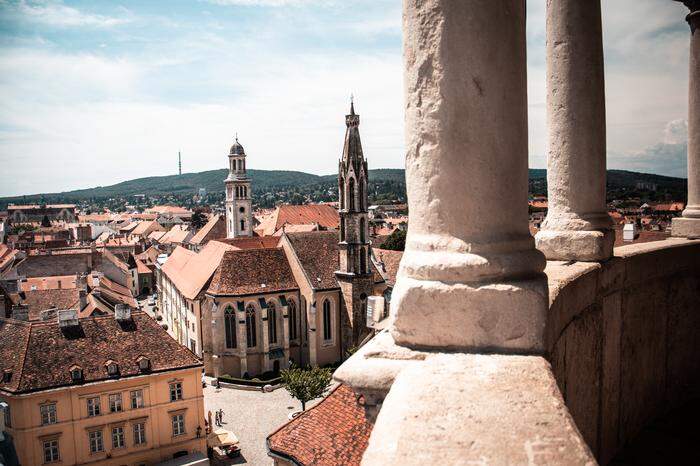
[255, 204, 340, 237]
[0, 310, 206, 466]
[224, 136, 253, 238]
[7, 204, 76, 224]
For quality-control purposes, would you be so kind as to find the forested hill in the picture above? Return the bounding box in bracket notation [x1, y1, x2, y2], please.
[0, 168, 686, 209]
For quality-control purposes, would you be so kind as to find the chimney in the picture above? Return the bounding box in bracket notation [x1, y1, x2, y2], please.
[77, 273, 87, 291]
[57, 309, 79, 328]
[79, 289, 88, 310]
[11, 304, 29, 322]
[115, 303, 131, 321]
[0, 401, 7, 440]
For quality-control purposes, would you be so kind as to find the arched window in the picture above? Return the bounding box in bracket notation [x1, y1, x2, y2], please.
[224, 306, 236, 349]
[322, 299, 332, 341]
[360, 248, 367, 274]
[246, 305, 256, 348]
[240, 219, 245, 231]
[360, 217, 366, 243]
[288, 300, 298, 340]
[340, 218, 345, 242]
[268, 301, 277, 344]
[359, 179, 365, 210]
[244, 186, 248, 197]
[349, 178, 355, 211]
[339, 178, 345, 210]
[360, 293, 368, 322]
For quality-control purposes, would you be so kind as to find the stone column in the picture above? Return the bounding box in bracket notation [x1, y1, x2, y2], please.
[392, 0, 548, 353]
[261, 307, 271, 372]
[308, 299, 318, 366]
[236, 304, 248, 377]
[535, 0, 614, 260]
[282, 304, 291, 367]
[673, 0, 700, 238]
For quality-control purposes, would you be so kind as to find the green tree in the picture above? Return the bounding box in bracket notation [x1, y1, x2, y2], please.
[191, 210, 207, 229]
[381, 228, 406, 251]
[281, 365, 332, 411]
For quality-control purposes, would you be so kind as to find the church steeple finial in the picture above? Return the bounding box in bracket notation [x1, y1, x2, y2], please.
[346, 95, 360, 128]
[350, 93, 355, 116]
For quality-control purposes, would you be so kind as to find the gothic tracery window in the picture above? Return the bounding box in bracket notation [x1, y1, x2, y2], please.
[246, 305, 256, 348]
[349, 178, 356, 211]
[224, 306, 236, 349]
[289, 299, 298, 340]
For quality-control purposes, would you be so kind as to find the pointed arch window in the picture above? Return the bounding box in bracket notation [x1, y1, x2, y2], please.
[349, 178, 356, 211]
[246, 305, 257, 348]
[288, 299, 298, 340]
[322, 299, 332, 341]
[268, 301, 277, 344]
[339, 178, 345, 210]
[360, 217, 366, 243]
[359, 179, 365, 211]
[224, 306, 236, 349]
[240, 219, 245, 231]
[340, 218, 345, 242]
[360, 248, 367, 274]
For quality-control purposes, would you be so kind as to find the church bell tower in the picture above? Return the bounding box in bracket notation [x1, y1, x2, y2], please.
[336, 101, 374, 355]
[225, 136, 253, 238]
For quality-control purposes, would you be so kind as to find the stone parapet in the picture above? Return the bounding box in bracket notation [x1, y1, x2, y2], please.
[336, 239, 700, 465]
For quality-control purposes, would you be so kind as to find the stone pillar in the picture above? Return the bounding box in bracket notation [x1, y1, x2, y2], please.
[236, 304, 248, 377]
[535, 0, 614, 260]
[391, 0, 548, 353]
[211, 302, 224, 378]
[673, 0, 700, 238]
[308, 299, 318, 366]
[282, 304, 291, 367]
[261, 307, 271, 372]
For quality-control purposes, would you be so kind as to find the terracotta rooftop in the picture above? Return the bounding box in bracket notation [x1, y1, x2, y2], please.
[372, 249, 403, 287]
[214, 236, 281, 250]
[131, 219, 161, 237]
[208, 248, 298, 296]
[7, 204, 76, 210]
[0, 312, 202, 394]
[19, 288, 81, 321]
[20, 275, 77, 291]
[257, 204, 339, 236]
[145, 205, 193, 216]
[189, 214, 226, 245]
[286, 231, 384, 290]
[267, 384, 373, 466]
[161, 241, 235, 300]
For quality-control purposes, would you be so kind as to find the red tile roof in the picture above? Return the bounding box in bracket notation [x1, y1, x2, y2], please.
[0, 312, 202, 394]
[214, 236, 281, 250]
[189, 215, 226, 245]
[257, 205, 339, 236]
[372, 249, 403, 287]
[267, 384, 373, 466]
[161, 242, 236, 300]
[285, 232, 384, 290]
[207, 248, 298, 296]
[19, 288, 81, 321]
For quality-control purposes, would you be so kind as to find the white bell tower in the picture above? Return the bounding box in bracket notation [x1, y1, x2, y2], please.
[225, 136, 253, 238]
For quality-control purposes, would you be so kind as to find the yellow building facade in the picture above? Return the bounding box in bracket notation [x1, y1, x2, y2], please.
[0, 311, 206, 466]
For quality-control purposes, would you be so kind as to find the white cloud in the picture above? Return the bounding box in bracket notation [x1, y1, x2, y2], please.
[203, 0, 328, 6]
[11, 0, 130, 28]
[664, 118, 688, 145]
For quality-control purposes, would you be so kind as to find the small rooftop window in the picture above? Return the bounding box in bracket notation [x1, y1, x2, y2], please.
[70, 366, 83, 383]
[137, 357, 151, 373]
[2, 370, 12, 383]
[106, 361, 119, 377]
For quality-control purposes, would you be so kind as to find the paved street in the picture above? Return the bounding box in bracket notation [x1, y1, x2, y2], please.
[203, 378, 328, 466]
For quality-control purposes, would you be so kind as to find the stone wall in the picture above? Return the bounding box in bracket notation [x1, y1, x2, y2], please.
[546, 239, 700, 464]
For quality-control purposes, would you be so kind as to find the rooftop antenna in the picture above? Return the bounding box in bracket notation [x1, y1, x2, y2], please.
[178, 151, 182, 175]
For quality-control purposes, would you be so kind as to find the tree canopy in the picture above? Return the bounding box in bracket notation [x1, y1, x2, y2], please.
[280, 365, 332, 411]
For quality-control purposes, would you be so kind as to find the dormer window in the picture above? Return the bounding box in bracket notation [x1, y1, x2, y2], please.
[106, 361, 119, 377]
[70, 366, 83, 383]
[137, 357, 151, 373]
[2, 370, 12, 383]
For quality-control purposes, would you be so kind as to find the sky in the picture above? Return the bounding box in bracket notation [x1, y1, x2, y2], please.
[0, 0, 692, 197]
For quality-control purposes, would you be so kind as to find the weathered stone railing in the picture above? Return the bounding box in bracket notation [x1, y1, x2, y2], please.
[546, 238, 700, 464]
[335, 239, 700, 465]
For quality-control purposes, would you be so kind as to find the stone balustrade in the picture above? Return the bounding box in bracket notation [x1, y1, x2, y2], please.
[334, 1, 700, 464]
